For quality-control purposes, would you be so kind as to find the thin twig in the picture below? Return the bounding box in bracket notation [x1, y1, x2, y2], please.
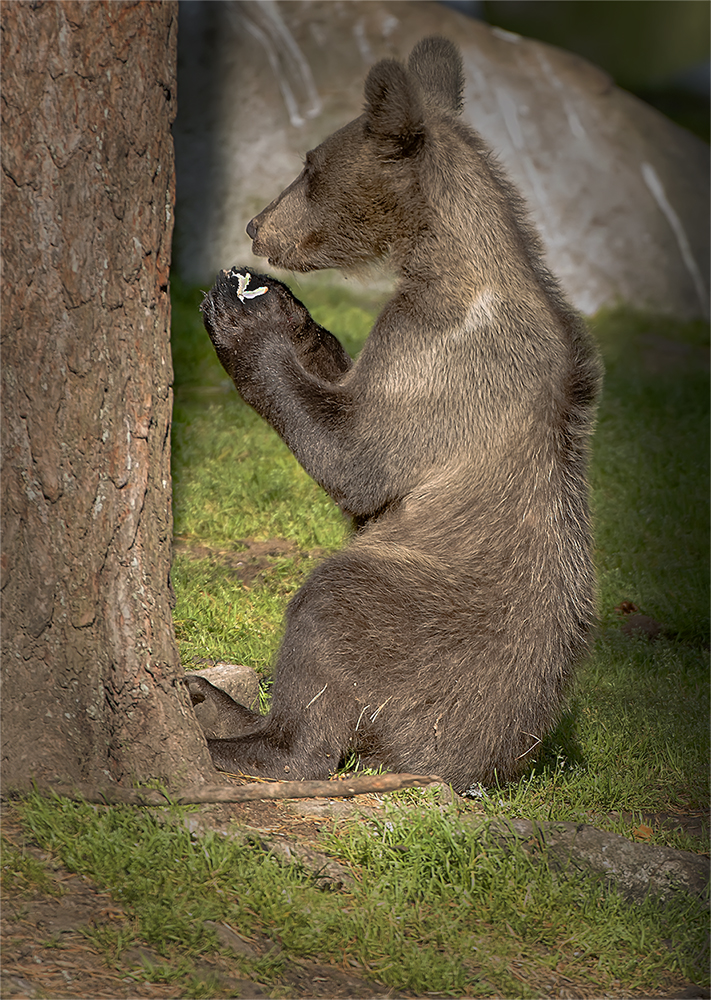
[20, 773, 443, 807]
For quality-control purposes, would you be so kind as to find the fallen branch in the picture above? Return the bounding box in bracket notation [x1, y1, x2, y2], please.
[28, 773, 443, 807]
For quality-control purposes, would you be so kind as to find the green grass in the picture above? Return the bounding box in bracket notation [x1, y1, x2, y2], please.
[590, 308, 710, 644]
[12, 789, 709, 997]
[7, 283, 708, 998]
[171, 552, 310, 672]
[0, 836, 57, 898]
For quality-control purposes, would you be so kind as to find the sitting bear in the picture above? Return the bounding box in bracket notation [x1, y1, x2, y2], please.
[187, 36, 602, 793]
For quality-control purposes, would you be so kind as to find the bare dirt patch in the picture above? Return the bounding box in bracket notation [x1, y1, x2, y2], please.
[173, 536, 315, 589]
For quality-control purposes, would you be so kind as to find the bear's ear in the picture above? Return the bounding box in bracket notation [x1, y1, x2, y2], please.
[363, 59, 426, 159]
[408, 36, 464, 115]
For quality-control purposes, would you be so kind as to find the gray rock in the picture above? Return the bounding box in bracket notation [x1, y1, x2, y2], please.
[174, 0, 709, 318]
[262, 836, 356, 889]
[486, 817, 710, 905]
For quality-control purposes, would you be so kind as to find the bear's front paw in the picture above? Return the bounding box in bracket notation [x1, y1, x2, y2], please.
[201, 267, 320, 402]
[201, 267, 273, 328]
[199, 268, 277, 380]
[202, 269, 312, 349]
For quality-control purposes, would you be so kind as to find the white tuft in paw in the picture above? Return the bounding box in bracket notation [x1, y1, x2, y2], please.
[229, 268, 269, 302]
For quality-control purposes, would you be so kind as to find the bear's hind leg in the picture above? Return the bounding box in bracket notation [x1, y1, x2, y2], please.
[205, 704, 345, 781]
[188, 674, 350, 780]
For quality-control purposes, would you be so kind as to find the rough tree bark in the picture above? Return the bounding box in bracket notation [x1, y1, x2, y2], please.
[1, 0, 215, 790]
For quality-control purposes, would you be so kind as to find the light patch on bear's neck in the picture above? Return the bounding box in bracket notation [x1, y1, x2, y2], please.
[465, 288, 502, 330]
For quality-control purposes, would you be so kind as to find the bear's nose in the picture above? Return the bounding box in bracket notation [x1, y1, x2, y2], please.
[246, 218, 258, 240]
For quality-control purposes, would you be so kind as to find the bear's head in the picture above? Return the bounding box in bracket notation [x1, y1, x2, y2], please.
[246, 37, 464, 273]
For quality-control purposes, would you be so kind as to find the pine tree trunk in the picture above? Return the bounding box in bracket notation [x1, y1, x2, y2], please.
[1, 0, 214, 790]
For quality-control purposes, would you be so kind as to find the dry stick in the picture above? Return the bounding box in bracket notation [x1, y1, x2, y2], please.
[36, 773, 443, 807]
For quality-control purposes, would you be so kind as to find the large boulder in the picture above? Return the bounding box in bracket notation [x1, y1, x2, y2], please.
[174, 0, 709, 318]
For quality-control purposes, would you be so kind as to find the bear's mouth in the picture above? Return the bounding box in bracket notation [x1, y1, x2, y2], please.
[248, 240, 298, 271]
[256, 247, 316, 274]
[248, 228, 325, 272]
[272, 238, 329, 273]
[248, 237, 268, 261]
[268, 256, 317, 274]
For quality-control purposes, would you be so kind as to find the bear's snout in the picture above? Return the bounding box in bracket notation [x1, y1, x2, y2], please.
[246, 217, 258, 240]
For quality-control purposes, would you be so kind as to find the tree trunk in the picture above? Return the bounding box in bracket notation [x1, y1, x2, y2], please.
[1, 0, 214, 790]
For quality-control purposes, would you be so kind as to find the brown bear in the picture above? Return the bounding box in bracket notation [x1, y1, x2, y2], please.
[187, 36, 602, 793]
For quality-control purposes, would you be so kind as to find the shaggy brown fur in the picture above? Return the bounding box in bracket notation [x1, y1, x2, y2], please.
[188, 37, 602, 793]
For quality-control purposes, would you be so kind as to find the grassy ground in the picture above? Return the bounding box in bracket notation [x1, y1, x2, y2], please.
[3, 279, 708, 999]
[3, 786, 707, 999]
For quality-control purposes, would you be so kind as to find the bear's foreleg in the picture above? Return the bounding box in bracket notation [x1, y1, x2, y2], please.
[201, 268, 397, 519]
